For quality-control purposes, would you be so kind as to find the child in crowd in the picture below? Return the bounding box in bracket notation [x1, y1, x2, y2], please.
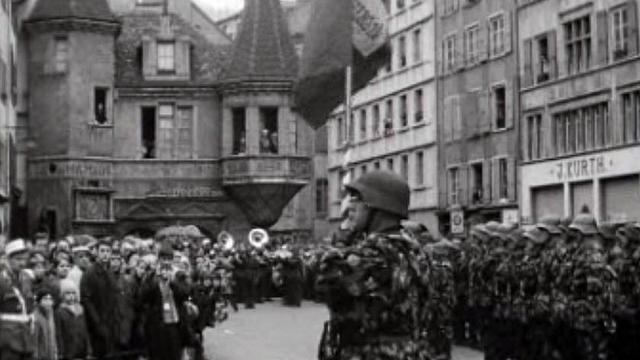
[33, 286, 58, 360]
[55, 279, 91, 360]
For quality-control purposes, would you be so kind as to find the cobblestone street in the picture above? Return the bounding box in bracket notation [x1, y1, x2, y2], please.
[204, 301, 484, 360]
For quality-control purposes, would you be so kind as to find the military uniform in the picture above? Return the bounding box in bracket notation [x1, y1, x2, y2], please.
[0, 241, 34, 360]
[317, 171, 434, 360]
[317, 231, 431, 360]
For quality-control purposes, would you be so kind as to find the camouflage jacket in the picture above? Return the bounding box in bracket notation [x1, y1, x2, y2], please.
[316, 230, 432, 360]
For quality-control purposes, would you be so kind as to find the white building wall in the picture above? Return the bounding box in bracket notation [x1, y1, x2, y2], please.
[327, 0, 439, 231]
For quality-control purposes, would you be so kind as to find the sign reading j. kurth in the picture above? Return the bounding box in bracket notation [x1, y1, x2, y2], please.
[554, 155, 608, 181]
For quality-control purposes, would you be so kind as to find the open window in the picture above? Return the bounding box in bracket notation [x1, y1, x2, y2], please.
[232, 107, 246, 155]
[94, 88, 109, 124]
[141, 107, 156, 159]
[260, 107, 279, 154]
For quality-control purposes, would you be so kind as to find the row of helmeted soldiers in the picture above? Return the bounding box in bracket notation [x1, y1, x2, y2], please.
[421, 211, 640, 360]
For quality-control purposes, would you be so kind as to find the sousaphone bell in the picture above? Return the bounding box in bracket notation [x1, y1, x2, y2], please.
[248, 228, 269, 249]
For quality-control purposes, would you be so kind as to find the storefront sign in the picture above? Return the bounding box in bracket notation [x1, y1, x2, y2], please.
[450, 210, 464, 234]
[555, 155, 608, 181]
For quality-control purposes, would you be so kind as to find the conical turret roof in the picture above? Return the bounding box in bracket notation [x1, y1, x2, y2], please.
[223, 0, 299, 85]
[29, 0, 117, 23]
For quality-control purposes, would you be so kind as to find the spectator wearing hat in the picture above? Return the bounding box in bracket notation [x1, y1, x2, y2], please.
[140, 242, 191, 360]
[0, 239, 34, 360]
[33, 286, 58, 360]
[80, 238, 121, 359]
[55, 279, 91, 360]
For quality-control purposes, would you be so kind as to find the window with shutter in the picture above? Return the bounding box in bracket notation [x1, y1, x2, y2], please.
[489, 14, 505, 57]
[452, 96, 462, 140]
[507, 158, 516, 201]
[142, 37, 157, 77]
[523, 38, 533, 87]
[157, 103, 175, 159]
[627, 0, 639, 56]
[464, 24, 480, 65]
[176, 106, 194, 159]
[483, 159, 491, 203]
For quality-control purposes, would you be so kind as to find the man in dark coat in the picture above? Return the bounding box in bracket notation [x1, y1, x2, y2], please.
[140, 243, 190, 360]
[80, 238, 121, 359]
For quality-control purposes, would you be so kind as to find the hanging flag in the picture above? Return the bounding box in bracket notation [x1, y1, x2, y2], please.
[293, 0, 390, 129]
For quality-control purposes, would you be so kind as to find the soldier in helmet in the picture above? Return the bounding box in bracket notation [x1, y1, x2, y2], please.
[316, 171, 432, 360]
[567, 212, 617, 360]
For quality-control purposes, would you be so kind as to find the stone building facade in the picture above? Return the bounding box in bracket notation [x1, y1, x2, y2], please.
[19, 0, 313, 243]
[327, 0, 440, 234]
[436, 0, 520, 237]
[518, 0, 640, 224]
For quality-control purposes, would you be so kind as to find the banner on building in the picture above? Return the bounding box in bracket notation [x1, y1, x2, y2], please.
[293, 0, 390, 129]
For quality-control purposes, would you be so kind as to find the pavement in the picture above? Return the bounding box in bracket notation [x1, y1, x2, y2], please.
[204, 300, 484, 360]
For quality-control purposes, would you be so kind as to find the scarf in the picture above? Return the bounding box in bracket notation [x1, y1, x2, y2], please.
[34, 308, 58, 360]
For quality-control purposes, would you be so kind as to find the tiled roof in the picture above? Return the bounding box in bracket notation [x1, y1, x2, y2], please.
[115, 13, 231, 87]
[28, 0, 117, 23]
[223, 0, 299, 84]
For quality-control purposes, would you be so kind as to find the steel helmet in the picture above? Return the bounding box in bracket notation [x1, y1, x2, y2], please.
[345, 170, 410, 218]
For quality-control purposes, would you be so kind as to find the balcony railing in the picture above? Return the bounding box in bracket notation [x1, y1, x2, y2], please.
[221, 155, 311, 184]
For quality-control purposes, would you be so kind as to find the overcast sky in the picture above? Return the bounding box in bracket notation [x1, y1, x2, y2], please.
[195, 0, 245, 20]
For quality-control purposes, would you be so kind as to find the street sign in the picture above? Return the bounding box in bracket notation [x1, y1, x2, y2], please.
[450, 210, 464, 234]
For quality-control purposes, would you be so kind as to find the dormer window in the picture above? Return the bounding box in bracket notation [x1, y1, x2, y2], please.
[157, 41, 175, 73]
[142, 36, 191, 80]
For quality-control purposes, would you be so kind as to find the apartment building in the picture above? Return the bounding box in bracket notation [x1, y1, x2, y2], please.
[518, 0, 640, 224]
[327, 0, 440, 233]
[436, 0, 520, 237]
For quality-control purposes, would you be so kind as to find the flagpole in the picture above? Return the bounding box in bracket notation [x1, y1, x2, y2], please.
[339, 66, 354, 224]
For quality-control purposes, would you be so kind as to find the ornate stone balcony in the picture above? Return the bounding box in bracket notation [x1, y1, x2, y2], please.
[221, 155, 312, 228]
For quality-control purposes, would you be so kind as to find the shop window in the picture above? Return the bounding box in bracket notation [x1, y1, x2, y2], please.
[260, 107, 279, 154]
[94, 88, 108, 125]
[374, 161, 380, 170]
[141, 107, 156, 159]
[232, 107, 246, 155]
[387, 158, 394, 171]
